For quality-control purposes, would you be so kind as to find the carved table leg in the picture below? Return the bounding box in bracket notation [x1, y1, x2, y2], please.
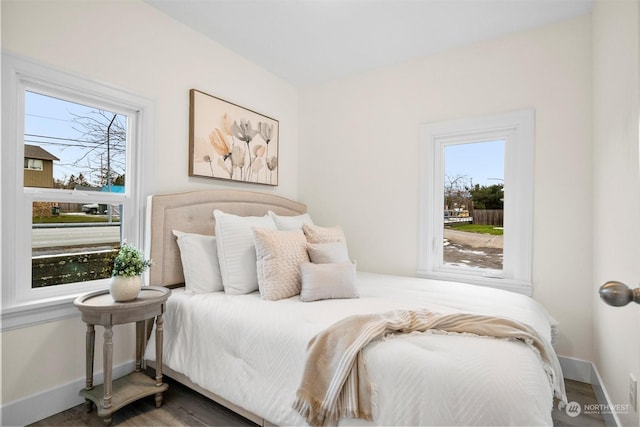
[135, 320, 144, 372]
[154, 313, 164, 408]
[103, 325, 113, 413]
[85, 324, 95, 412]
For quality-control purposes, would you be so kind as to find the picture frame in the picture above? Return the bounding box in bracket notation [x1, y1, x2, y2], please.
[189, 89, 279, 186]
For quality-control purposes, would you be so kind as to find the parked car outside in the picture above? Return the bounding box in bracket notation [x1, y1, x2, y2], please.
[82, 203, 101, 215]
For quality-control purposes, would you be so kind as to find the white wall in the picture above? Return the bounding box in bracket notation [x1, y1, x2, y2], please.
[299, 16, 594, 360]
[2, 319, 135, 419]
[0, 0, 298, 418]
[592, 1, 640, 425]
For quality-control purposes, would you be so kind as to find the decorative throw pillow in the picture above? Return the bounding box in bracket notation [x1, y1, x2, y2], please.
[268, 211, 314, 231]
[253, 228, 310, 301]
[213, 210, 277, 294]
[302, 224, 346, 244]
[299, 262, 359, 302]
[172, 230, 223, 293]
[306, 242, 350, 264]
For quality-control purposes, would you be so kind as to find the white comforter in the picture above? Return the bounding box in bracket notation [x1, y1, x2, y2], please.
[145, 272, 561, 426]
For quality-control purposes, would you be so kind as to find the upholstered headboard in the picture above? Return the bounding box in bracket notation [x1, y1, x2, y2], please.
[146, 189, 307, 287]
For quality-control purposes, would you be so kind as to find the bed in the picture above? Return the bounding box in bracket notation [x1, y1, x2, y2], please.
[143, 189, 565, 426]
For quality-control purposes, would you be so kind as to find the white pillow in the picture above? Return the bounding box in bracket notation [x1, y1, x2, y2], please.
[172, 230, 223, 293]
[299, 262, 359, 302]
[253, 228, 310, 301]
[306, 242, 350, 264]
[213, 210, 277, 294]
[268, 211, 314, 231]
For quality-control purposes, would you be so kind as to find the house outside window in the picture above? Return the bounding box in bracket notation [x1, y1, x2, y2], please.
[24, 145, 59, 187]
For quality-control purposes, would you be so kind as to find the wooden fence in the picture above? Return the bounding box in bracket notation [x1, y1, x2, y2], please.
[472, 209, 503, 226]
[55, 202, 84, 213]
[32, 201, 85, 217]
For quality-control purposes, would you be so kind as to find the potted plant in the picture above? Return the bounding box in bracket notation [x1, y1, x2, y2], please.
[109, 243, 152, 301]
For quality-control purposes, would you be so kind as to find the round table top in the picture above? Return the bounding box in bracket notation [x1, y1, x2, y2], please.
[74, 286, 170, 313]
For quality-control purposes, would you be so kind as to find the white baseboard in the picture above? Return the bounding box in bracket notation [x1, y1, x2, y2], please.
[0, 360, 135, 427]
[559, 356, 619, 427]
[559, 355, 595, 383]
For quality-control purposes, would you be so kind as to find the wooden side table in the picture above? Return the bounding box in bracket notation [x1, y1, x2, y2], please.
[74, 286, 171, 426]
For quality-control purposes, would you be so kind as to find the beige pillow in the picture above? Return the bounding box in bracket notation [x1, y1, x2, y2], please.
[299, 262, 359, 302]
[302, 224, 346, 244]
[253, 228, 310, 301]
[307, 242, 350, 264]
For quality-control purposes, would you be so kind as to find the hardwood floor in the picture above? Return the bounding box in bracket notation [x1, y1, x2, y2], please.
[552, 380, 607, 427]
[29, 377, 604, 426]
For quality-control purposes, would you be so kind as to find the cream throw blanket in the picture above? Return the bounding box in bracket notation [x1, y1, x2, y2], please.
[292, 309, 566, 426]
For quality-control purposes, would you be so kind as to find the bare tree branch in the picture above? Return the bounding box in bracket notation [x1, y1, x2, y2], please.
[444, 174, 472, 212]
[68, 110, 127, 186]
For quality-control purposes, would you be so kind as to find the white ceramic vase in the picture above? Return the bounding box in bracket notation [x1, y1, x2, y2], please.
[109, 275, 142, 302]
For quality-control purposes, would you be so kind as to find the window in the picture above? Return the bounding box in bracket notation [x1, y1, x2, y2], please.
[443, 140, 505, 273]
[25, 92, 126, 289]
[1, 54, 155, 329]
[25, 158, 43, 170]
[418, 110, 534, 295]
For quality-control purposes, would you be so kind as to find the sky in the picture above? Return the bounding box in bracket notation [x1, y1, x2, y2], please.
[444, 140, 505, 187]
[24, 91, 126, 184]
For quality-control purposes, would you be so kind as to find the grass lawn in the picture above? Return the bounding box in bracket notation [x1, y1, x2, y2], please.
[448, 223, 503, 235]
[33, 214, 120, 224]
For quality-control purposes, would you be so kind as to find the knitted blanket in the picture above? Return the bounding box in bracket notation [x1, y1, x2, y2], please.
[292, 309, 566, 426]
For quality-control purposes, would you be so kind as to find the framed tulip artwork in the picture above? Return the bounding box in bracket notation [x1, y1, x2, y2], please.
[189, 89, 279, 186]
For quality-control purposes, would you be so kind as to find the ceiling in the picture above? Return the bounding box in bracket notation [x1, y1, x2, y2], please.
[146, 0, 593, 87]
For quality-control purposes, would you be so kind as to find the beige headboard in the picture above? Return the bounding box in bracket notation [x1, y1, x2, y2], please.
[146, 189, 307, 287]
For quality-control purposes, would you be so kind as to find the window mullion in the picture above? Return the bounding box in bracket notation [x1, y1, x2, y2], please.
[15, 193, 35, 304]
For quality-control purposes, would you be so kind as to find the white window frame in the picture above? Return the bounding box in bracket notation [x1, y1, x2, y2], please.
[418, 110, 534, 295]
[1, 53, 156, 330]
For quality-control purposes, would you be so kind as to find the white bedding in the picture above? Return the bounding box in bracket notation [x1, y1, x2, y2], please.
[145, 271, 561, 426]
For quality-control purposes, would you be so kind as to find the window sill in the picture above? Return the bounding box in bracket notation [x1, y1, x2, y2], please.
[416, 269, 531, 296]
[2, 294, 82, 331]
